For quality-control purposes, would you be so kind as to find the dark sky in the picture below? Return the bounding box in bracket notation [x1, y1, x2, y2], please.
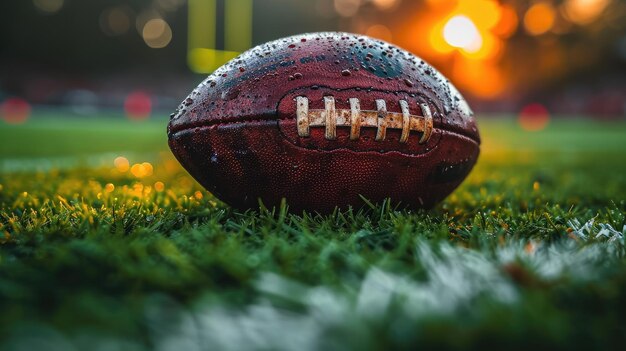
[0, 0, 341, 75]
[0, 0, 624, 112]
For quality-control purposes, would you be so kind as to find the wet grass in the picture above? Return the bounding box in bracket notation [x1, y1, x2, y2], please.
[0, 114, 625, 350]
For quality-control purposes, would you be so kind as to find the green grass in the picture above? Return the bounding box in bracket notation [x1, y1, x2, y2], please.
[1, 113, 626, 350]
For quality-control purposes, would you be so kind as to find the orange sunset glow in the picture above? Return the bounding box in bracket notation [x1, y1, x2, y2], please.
[389, 0, 618, 100]
[397, 0, 518, 98]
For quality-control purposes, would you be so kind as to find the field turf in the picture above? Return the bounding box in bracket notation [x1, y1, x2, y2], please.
[1, 112, 625, 350]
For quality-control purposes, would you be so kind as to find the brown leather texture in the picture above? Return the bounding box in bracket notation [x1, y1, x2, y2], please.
[168, 32, 480, 212]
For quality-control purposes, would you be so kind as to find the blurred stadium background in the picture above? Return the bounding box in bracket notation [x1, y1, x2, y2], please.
[0, 0, 625, 126]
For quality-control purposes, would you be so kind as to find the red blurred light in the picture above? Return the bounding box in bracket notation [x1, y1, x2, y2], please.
[124, 91, 152, 120]
[1, 97, 31, 124]
[519, 103, 550, 131]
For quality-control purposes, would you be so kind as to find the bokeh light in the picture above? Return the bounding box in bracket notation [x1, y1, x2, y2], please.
[142, 162, 154, 176]
[334, 0, 362, 17]
[114, 156, 130, 172]
[124, 91, 152, 120]
[130, 162, 154, 178]
[33, 0, 64, 14]
[154, 181, 165, 192]
[524, 3, 556, 35]
[3, 0, 625, 114]
[561, 0, 611, 25]
[370, 0, 399, 11]
[104, 183, 115, 193]
[429, 20, 456, 55]
[452, 60, 505, 98]
[462, 32, 502, 60]
[1, 97, 31, 124]
[519, 103, 551, 131]
[420, 0, 513, 98]
[454, 0, 502, 30]
[443, 15, 482, 53]
[99, 6, 132, 36]
[142, 18, 173, 49]
[493, 4, 519, 38]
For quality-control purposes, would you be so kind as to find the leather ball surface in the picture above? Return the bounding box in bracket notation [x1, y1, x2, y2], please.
[168, 32, 480, 213]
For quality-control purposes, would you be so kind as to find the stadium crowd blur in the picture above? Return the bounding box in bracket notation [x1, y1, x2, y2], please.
[1, 0, 625, 123]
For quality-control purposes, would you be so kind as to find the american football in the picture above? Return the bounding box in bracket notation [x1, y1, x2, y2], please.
[168, 32, 480, 212]
[3, 1, 625, 348]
